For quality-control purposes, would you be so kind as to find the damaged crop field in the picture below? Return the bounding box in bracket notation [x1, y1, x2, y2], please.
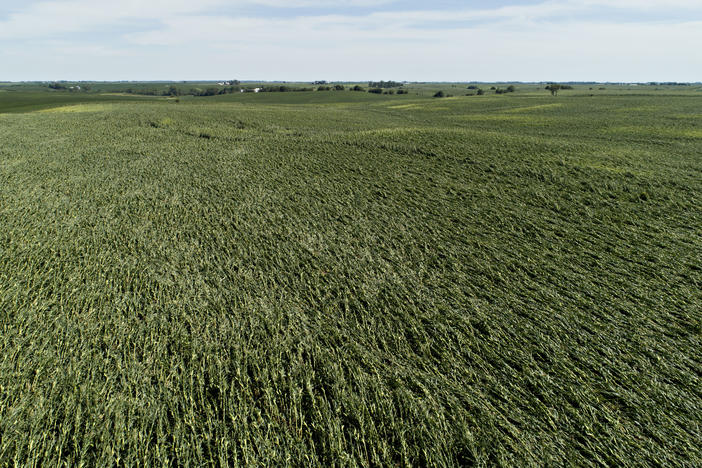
[0, 88, 700, 466]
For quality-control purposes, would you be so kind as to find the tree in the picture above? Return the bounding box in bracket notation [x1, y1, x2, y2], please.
[433, 90, 445, 98]
[368, 80, 403, 89]
[546, 84, 562, 96]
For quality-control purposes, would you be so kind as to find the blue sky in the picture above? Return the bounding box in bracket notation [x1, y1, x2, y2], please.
[1, 0, 701, 82]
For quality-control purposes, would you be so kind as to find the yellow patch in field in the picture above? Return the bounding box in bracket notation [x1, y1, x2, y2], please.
[99, 93, 162, 98]
[609, 125, 702, 139]
[460, 114, 548, 123]
[389, 103, 450, 111]
[681, 129, 702, 138]
[608, 126, 643, 133]
[672, 114, 702, 119]
[503, 103, 562, 113]
[614, 106, 658, 113]
[38, 104, 113, 113]
[355, 126, 424, 135]
[388, 104, 422, 110]
[354, 127, 478, 138]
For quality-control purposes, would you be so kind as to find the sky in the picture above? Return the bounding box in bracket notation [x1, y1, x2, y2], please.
[1, 0, 702, 82]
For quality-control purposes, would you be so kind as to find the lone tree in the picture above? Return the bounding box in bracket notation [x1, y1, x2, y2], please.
[545, 84, 562, 96]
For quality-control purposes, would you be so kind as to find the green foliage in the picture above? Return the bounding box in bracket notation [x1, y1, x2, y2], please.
[368, 80, 403, 88]
[262, 85, 291, 92]
[546, 84, 561, 96]
[0, 89, 700, 466]
[368, 88, 383, 94]
[0, 91, 156, 113]
[545, 84, 573, 96]
[433, 90, 445, 97]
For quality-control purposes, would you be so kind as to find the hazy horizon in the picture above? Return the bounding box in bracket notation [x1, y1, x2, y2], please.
[2, 0, 702, 82]
[3, 80, 701, 85]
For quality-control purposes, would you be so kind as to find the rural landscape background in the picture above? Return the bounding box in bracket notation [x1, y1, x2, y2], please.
[2, 0, 702, 466]
[1, 81, 700, 465]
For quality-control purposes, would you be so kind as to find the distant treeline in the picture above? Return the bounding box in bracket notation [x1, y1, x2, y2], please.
[117, 86, 240, 97]
[124, 86, 246, 96]
[45, 81, 414, 97]
[120, 86, 343, 96]
[369, 88, 408, 95]
[368, 81, 404, 88]
[107, 84, 411, 97]
[494, 85, 517, 94]
[48, 82, 90, 91]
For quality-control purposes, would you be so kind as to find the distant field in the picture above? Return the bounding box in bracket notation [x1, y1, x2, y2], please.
[0, 91, 162, 113]
[0, 86, 700, 466]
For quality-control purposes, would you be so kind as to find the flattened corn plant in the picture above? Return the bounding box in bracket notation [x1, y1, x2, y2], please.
[0, 91, 700, 466]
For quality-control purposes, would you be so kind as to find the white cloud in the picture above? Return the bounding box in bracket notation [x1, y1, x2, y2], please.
[116, 13, 702, 82]
[0, 0, 399, 39]
[0, 0, 232, 38]
[579, 0, 702, 8]
[248, 0, 396, 6]
[1, 0, 702, 81]
[3, 0, 701, 41]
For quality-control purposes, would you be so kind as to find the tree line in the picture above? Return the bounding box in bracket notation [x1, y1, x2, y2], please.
[368, 81, 404, 89]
